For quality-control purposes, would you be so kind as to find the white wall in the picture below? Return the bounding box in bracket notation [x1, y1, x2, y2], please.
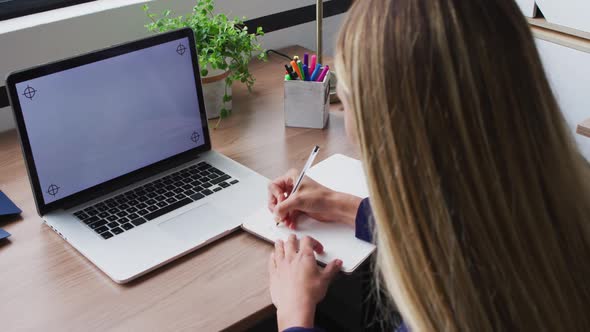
[0, 0, 345, 132]
[535, 0, 590, 34]
[536, 38, 590, 161]
[514, 0, 536, 17]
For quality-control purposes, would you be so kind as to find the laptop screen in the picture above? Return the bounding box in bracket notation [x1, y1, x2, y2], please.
[14, 36, 206, 204]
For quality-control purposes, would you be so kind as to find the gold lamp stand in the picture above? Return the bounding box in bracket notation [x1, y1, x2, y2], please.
[316, 0, 323, 64]
[316, 0, 340, 103]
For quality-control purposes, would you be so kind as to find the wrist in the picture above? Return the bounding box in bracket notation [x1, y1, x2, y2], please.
[276, 304, 316, 331]
[328, 192, 362, 227]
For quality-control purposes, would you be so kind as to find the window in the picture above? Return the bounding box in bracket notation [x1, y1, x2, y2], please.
[0, 0, 96, 21]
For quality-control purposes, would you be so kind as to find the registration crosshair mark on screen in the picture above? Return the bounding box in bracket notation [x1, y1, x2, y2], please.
[47, 184, 60, 196]
[23, 85, 37, 100]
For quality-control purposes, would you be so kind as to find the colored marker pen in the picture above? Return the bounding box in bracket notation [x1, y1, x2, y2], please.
[297, 60, 305, 81]
[316, 65, 330, 82]
[303, 53, 309, 67]
[302, 64, 310, 81]
[291, 60, 302, 80]
[310, 55, 317, 73]
[285, 64, 297, 80]
[310, 64, 322, 81]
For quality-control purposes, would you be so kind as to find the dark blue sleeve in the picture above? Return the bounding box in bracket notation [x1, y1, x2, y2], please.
[355, 197, 374, 243]
[282, 321, 406, 332]
[396, 322, 410, 332]
[282, 322, 406, 332]
[283, 327, 324, 332]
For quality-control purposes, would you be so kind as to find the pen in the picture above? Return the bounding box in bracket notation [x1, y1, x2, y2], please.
[310, 64, 322, 81]
[285, 74, 292, 81]
[302, 64, 310, 81]
[291, 60, 303, 80]
[316, 65, 330, 82]
[297, 60, 305, 81]
[310, 55, 317, 73]
[285, 64, 298, 80]
[303, 53, 309, 67]
[276, 145, 321, 226]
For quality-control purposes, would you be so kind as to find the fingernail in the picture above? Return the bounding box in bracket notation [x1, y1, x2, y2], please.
[336, 259, 342, 266]
[274, 215, 280, 222]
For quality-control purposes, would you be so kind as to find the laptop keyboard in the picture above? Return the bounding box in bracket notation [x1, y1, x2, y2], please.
[72, 161, 239, 240]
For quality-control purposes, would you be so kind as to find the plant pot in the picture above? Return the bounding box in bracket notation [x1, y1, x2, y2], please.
[201, 66, 231, 119]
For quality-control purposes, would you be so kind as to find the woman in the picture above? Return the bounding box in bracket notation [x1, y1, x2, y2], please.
[267, 0, 590, 331]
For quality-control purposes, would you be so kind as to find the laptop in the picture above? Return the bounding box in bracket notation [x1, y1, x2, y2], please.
[5, 28, 269, 283]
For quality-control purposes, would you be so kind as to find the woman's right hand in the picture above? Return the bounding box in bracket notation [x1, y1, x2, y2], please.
[268, 169, 362, 229]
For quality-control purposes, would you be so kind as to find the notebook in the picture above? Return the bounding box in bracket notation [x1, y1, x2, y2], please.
[242, 154, 376, 273]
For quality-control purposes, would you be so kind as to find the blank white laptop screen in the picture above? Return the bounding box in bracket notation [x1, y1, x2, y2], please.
[14, 37, 205, 204]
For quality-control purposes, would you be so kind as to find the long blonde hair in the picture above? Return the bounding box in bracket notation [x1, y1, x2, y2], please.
[335, 0, 590, 330]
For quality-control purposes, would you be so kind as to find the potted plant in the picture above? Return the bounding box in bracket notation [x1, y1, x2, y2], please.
[143, 0, 266, 127]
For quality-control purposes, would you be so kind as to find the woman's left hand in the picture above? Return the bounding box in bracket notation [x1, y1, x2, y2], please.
[268, 234, 342, 330]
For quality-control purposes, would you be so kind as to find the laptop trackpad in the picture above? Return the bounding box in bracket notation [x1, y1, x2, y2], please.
[158, 203, 233, 244]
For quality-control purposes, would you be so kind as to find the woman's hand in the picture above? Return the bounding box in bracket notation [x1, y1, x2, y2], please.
[269, 234, 342, 330]
[268, 169, 363, 229]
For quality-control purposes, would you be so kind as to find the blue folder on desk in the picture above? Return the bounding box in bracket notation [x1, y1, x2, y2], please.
[0, 191, 20, 240]
[0, 191, 21, 217]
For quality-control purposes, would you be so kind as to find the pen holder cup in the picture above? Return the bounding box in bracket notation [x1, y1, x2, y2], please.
[284, 72, 330, 129]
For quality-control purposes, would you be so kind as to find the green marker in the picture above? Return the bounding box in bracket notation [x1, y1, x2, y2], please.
[297, 60, 305, 81]
[285, 74, 292, 81]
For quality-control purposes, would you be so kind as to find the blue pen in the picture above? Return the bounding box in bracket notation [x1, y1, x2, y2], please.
[302, 64, 310, 81]
[310, 64, 322, 81]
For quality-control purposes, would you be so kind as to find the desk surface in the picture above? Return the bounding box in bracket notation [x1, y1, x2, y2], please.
[577, 118, 590, 138]
[0, 46, 358, 331]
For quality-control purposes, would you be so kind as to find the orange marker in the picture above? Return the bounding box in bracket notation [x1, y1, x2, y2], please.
[290, 60, 302, 80]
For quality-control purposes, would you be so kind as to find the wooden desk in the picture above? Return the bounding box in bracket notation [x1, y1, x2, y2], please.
[0, 46, 356, 331]
[577, 118, 590, 138]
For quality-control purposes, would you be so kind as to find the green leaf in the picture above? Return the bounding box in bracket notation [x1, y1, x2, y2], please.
[201, 68, 209, 77]
[220, 108, 229, 118]
[142, 0, 264, 96]
[222, 94, 232, 102]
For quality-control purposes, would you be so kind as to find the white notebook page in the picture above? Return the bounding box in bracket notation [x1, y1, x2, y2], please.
[242, 154, 376, 273]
